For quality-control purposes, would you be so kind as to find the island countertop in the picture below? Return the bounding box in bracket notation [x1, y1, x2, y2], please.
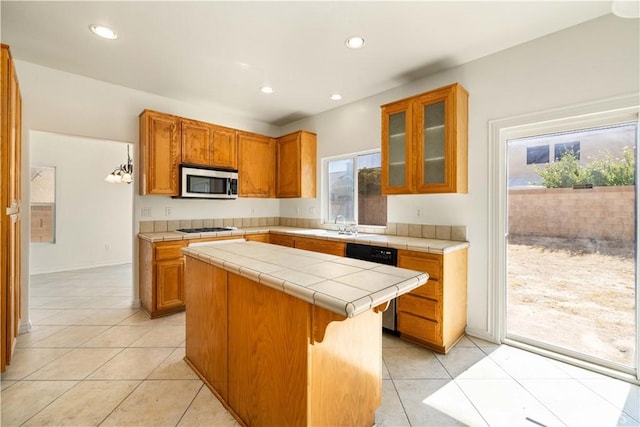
[182, 240, 428, 318]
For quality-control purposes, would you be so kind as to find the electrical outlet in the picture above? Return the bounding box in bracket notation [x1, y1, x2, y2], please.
[104, 243, 111, 252]
[165, 207, 172, 217]
[296, 207, 300, 215]
[251, 207, 255, 215]
[141, 207, 152, 217]
[310, 207, 316, 216]
[416, 208, 421, 217]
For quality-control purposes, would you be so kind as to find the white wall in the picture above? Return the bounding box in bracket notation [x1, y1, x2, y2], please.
[279, 14, 640, 339]
[29, 132, 133, 274]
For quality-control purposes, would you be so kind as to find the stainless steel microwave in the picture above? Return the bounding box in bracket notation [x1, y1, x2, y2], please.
[180, 166, 238, 199]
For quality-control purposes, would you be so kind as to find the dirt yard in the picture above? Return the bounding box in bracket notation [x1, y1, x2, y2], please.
[507, 235, 636, 367]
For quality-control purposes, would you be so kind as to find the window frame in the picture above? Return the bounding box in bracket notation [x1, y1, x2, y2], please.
[322, 148, 386, 227]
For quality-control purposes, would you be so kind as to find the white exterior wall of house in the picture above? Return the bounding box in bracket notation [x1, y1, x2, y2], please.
[13, 13, 639, 339]
[279, 14, 640, 340]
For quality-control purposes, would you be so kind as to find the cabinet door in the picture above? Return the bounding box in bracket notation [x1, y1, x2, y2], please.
[7, 58, 19, 209]
[276, 132, 301, 197]
[414, 84, 468, 194]
[211, 126, 238, 170]
[181, 119, 211, 166]
[294, 237, 345, 257]
[238, 132, 275, 198]
[156, 258, 185, 311]
[269, 233, 295, 247]
[139, 111, 181, 195]
[381, 99, 413, 194]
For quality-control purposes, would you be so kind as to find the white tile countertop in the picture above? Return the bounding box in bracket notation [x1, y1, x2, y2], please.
[182, 240, 429, 318]
[139, 226, 469, 254]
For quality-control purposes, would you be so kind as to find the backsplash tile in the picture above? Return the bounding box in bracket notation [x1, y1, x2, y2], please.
[139, 217, 468, 242]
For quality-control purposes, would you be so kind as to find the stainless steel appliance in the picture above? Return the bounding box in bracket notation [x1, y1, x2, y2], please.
[345, 243, 399, 333]
[179, 165, 238, 199]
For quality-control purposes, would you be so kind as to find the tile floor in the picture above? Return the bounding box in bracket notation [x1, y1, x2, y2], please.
[1, 264, 638, 426]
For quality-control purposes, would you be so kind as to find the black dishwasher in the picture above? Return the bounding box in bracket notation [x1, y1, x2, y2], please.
[345, 243, 399, 333]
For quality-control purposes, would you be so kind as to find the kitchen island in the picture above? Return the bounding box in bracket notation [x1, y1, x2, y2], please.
[182, 240, 428, 427]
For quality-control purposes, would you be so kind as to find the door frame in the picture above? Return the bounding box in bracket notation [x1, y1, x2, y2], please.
[488, 93, 640, 382]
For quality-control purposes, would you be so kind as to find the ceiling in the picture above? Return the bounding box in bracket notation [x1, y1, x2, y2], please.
[1, 1, 613, 126]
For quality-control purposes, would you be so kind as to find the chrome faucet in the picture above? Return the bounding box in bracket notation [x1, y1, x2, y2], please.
[335, 215, 346, 234]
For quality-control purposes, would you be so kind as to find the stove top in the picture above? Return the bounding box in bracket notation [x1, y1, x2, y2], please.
[177, 227, 237, 233]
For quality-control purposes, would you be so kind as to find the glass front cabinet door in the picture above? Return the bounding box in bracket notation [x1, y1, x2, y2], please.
[381, 83, 468, 194]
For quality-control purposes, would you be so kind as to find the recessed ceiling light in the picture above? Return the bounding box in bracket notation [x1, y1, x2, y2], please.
[330, 94, 343, 101]
[345, 36, 365, 49]
[259, 86, 274, 94]
[89, 24, 117, 40]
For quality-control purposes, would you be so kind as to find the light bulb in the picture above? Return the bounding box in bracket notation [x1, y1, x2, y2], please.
[122, 173, 132, 183]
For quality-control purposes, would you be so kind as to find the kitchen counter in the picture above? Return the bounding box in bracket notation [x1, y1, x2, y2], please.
[139, 225, 469, 254]
[182, 240, 428, 317]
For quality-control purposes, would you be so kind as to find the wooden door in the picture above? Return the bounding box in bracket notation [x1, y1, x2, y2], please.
[139, 111, 181, 195]
[211, 126, 237, 169]
[238, 132, 275, 197]
[276, 132, 300, 197]
[156, 258, 185, 311]
[181, 119, 211, 166]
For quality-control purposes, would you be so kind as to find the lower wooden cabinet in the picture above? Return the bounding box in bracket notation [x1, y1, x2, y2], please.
[268, 233, 295, 247]
[139, 239, 188, 318]
[396, 248, 468, 354]
[245, 233, 270, 243]
[269, 233, 346, 256]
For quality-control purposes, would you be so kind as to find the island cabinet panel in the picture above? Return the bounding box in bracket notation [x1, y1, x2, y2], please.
[228, 273, 309, 426]
[238, 132, 275, 198]
[139, 110, 181, 195]
[276, 130, 317, 198]
[185, 259, 228, 400]
[396, 248, 468, 353]
[244, 233, 270, 243]
[138, 238, 187, 318]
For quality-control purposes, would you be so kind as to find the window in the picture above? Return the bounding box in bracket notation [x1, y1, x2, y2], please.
[326, 151, 387, 226]
[31, 166, 56, 243]
[526, 145, 549, 164]
[554, 141, 580, 160]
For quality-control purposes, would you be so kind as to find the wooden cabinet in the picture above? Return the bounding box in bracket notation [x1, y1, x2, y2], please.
[181, 119, 237, 169]
[139, 239, 188, 318]
[294, 236, 345, 256]
[1, 44, 22, 372]
[269, 233, 295, 247]
[238, 132, 275, 198]
[396, 248, 468, 353]
[245, 233, 270, 243]
[381, 83, 468, 195]
[276, 131, 317, 198]
[139, 110, 181, 195]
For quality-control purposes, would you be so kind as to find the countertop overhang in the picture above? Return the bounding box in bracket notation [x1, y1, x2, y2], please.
[139, 225, 469, 254]
[182, 240, 428, 318]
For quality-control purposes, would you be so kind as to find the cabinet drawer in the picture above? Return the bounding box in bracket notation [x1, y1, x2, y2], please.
[397, 294, 439, 321]
[155, 242, 187, 260]
[397, 312, 441, 344]
[409, 279, 442, 300]
[295, 237, 345, 256]
[398, 251, 441, 280]
[269, 234, 295, 247]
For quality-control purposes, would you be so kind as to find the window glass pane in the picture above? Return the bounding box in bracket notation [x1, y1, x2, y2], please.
[388, 111, 406, 186]
[328, 158, 354, 223]
[526, 145, 550, 165]
[357, 152, 386, 226]
[554, 141, 580, 161]
[31, 166, 55, 243]
[424, 101, 446, 184]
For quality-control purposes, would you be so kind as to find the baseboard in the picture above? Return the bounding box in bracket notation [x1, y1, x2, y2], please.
[30, 260, 132, 275]
[464, 327, 499, 344]
[18, 320, 32, 335]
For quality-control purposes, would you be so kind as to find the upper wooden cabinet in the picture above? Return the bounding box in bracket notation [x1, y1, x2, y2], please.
[238, 132, 275, 198]
[181, 119, 237, 170]
[139, 110, 181, 195]
[381, 83, 468, 195]
[276, 131, 317, 198]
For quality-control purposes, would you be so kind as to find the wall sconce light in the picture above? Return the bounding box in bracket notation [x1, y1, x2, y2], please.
[105, 145, 133, 184]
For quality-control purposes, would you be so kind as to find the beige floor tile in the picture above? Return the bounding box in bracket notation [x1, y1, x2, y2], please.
[30, 325, 111, 348]
[88, 347, 174, 380]
[26, 347, 122, 380]
[178, 385, 239, 426]
[101, 380, 202, 426]
[22, 380, 140, 427]
[152, 311, 186, 326]
[77, 309, 140, 326]
[383, 347, 450, 379]
[148, 348, 199, 380]
[30, 309, 96, 325]
[1, 348, 70, 380]
[117, 310, 154, 326]
[130, 325, 185, 347]
[1, 380, 17, 390]
[375, 379, 410, 427]
[28, 309, 63, 322]
[16, 325, 67, 348]
[0, 380, 78, 426]
[81, 325, 153, 347]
